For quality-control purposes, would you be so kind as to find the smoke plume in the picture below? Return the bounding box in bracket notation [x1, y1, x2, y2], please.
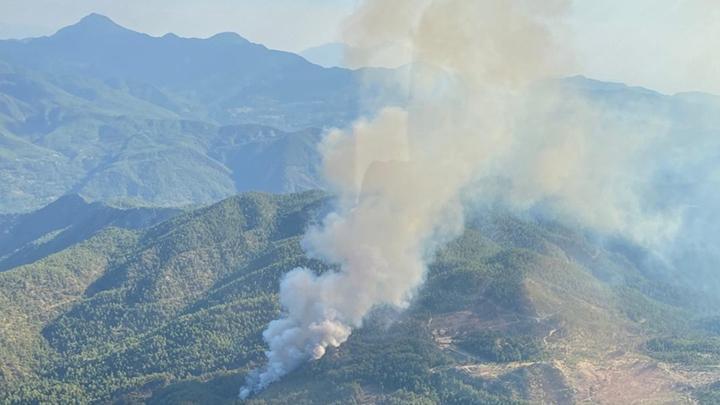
[239, 0, 572, 398]
[240, 0, 720, 398]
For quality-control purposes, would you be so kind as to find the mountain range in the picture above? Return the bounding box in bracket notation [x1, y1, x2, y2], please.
[1, 14, 719, 216]
[0, 13, 371, 129]
[0, 14, 405, 214]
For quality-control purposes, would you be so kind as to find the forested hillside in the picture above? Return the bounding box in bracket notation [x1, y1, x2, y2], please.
[1, 191, 718, 404]
[0, 194, 178, 272]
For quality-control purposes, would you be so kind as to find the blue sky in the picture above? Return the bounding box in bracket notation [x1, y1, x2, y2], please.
[0, 0, 717, 95]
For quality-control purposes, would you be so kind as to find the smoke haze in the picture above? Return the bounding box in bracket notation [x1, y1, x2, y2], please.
[240, 0, 720, 398]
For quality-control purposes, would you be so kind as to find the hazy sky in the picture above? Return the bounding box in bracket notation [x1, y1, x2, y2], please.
[568, 0, 720, 95]
[0, 0, 359, 51]
[0, 0, 717, 95]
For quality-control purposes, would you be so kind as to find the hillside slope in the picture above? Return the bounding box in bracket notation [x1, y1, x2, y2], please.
[0, 113, 326, 213]
[1, 192, 718, 404]
[0, 194, 179, 272]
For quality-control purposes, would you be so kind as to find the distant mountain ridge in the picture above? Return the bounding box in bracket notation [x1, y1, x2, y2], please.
[0, 14, 407, 213]
[0, 13, 368, 129]
[1, 15, 718, 216]
[301, 43, 349, 68]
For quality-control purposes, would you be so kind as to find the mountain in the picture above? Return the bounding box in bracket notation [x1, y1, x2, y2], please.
[2, 15, 718, 217]
[0, 191, 329, 403]
[0, 14, 370, 130]
[0, 194, 179, 272]
[0, 15, 406, 214]
[1, 191, 718, 404]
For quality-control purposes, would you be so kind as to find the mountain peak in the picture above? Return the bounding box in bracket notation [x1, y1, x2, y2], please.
[208, 32, 251, 44]
[55, 13, 132, 37]
[79, 13, 115, 24]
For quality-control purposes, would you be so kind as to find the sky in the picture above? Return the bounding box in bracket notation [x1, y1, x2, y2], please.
[0, 0, 359, 52]
[567, 0, 720, 95]
[0, 0, 717, 95]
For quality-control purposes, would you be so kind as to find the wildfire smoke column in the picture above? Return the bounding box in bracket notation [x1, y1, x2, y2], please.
[239, 0, 571, 398]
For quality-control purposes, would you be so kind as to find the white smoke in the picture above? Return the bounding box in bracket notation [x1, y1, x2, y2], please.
[240, 0, 720, 399]
[239, 0, 572, 398]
